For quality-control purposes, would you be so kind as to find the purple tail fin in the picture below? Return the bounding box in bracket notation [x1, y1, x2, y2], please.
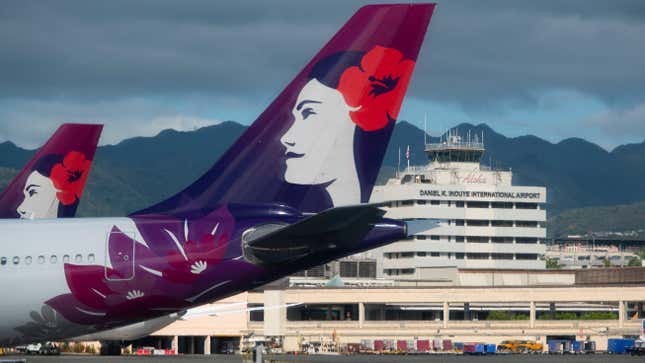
[0, 123, 103, 219]
[136, 4, 435, 216]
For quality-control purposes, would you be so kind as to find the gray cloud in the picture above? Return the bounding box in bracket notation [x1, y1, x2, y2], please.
[0, 0, 644, 147]
[583, 103, 645, 145]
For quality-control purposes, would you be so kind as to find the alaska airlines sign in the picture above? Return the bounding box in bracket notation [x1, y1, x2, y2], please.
[460, 173, 487, 184]
[419, 189, 542, 200]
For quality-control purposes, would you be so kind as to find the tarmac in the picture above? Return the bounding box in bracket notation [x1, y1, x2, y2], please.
[3, 354, 644, 363]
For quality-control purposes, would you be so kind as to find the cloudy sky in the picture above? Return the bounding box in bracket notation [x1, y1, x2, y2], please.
[1, 0, 644, 150]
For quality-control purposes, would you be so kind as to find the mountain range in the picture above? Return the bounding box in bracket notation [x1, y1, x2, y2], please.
[1, 120, 645, 236]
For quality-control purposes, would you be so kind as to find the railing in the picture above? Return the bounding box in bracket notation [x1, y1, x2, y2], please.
[425, 141, 485, 151]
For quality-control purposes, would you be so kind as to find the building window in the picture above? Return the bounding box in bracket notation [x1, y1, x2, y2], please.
[359, 261, 376, 278]
[492, 253, 514, 260]
[249, 304, 264, 322]
[25, 256, 32, 265]
[417, 252, 427, 257]
[516, 254, 539, 260]
[416, 235, 427, 240]
[0, 257, 6, 266]
[50, 255, 58, 264]
[430, 200, 440, 205]
[491, 236, 514, 243]
[416, 200, 426, 205]
[88, 254, 96, 263]
[12, 256, 19, 265]
[516, 237, 538, 244]
[430, 252, 440, 257]
[430, 235, 440, 241]
[467, 201, 489, 208]
[466, 253, 489, 260]
[467, 220, 489, 227]
[516, 203, 538, 209]
[456, 219, 465, 226]
[37, 256, 45, 264]
[467, 236, 489, 243]
[400, 252, 414, 258]
[491, 220, 513, 227]
[306, 265, 325, 277]
[491, 202, 513, 209]
[456, 253, 465, 260]
[456, 201, 465, 208]
[401, 200, 414, 206]
[340, 261, 358, 278]
[516, 221, 538, 227]
[455, 236, 465, 243]
[63, 255, 70, 263]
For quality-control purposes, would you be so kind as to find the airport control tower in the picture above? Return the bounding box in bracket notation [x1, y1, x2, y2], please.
[366, 128, 547, 279]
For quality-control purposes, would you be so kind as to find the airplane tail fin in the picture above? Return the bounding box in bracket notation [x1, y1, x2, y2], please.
[136, 4, 435, 216]
[0, 123, 103, 219]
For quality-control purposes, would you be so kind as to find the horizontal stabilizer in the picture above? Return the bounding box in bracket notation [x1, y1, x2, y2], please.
[243, 204, 386, 265]
[406, 219, 442, 236]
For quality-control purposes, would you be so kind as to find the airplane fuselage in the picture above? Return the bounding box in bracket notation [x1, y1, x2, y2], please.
[0, 203, 405, 345]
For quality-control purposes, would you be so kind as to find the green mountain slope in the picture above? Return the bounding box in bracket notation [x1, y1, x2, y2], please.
[1, 121, 644, 223]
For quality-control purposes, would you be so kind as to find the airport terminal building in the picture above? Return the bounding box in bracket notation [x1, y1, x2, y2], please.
[366, 132, 547, 279]
[149, 268, 645, 354]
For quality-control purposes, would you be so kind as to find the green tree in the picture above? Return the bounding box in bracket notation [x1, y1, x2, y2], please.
[637, 248, 645, 260]
[628, 256, 642, 267]
[546, 258, 561, 269]
[554, 312, 578, 320]
[511, 313, 529, 320]
[580, 311, 617, 320]
[487, 311, 511, 320]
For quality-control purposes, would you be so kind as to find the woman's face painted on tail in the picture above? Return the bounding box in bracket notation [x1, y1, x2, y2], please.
[17, 171, 59, 219]
[281, 79, 355, 186]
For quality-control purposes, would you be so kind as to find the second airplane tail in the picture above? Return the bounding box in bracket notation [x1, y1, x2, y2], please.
[0, 123, 103, 219]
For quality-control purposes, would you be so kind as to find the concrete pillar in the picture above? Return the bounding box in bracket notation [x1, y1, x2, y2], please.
[619, 300, 625, 329]
[264, 290, 285, 336]
[442, 302, 449, 328]
[171, 336, 178, 354]
[359, 303, 365, 328]
[530, 301, 536, 328]
[549, 302, 556, 320]
[464, 302, 471, 321]
[189, 336, 195, 354]
[204, 336, 211, 355]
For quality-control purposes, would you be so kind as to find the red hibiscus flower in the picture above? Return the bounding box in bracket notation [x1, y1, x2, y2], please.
[337, 46, 416, 131]
[50, 151, 91, 206]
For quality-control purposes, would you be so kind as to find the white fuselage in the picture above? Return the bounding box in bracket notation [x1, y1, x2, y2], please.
[0, 217, 140, 343]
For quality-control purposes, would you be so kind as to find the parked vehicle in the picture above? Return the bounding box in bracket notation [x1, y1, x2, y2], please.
[608, 338, 635, 354]
[24, 342, 59, 355]
[628, 340, 645, 356]
[498, 339, 543, 353]
[582, 340, 596, 354]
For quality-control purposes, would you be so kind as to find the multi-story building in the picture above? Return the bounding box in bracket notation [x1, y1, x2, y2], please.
[366, 131, 547, 279]
[546, 237, 644, 269]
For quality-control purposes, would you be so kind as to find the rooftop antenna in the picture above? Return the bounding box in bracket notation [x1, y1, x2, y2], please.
[424, 112, 428, 145]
